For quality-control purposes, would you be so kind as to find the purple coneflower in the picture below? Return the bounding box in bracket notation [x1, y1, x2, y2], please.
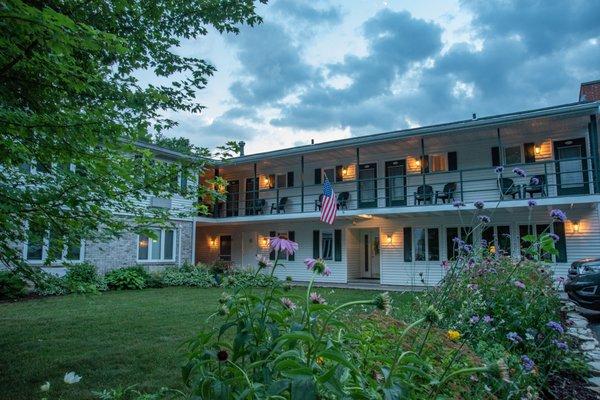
[323, 267, 332, 276]
[513, 167, 527, 178]
[550, 209, 567, 222]
[478, 215, 491, 224]
[256, 254, 273, 269]
[474, 200, 485, 209]
[546, 321, 564, 334]
[217, 349, 229, 362]
[506, 332, 523, 343]
[304, 258, 317, 270]
[309, 292, 326, 304]
[280, 297, 297, 310]
[521, 355, 535, 372]
[514, 280, 526, 289]
[495, 166, 505, 174]
[528, 199, 537, 207]
[270, 236, 298, 256]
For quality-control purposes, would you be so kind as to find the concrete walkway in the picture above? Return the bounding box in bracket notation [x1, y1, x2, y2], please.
[291, 280, 428, 292]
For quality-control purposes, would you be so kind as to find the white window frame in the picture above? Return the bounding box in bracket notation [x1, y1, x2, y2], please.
[276, 173, 287, 189]
[428, 153, 448, 173]
[322, 167, 336, 183]
[412, 227, 440, 262]
[22, 225, 85, 265]
[321, 230, 334, 260]
[503, 145, 523, 165]
[137, 228, 176, 262]
[480, 225, 512, 255]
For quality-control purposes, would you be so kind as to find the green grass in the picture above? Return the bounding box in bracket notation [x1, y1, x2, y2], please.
[0, 286, 416, 400]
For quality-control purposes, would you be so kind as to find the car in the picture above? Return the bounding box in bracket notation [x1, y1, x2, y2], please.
[565, 258, 600, 311]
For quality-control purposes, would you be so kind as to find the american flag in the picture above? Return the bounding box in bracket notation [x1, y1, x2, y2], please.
[320, 177, 337, 225]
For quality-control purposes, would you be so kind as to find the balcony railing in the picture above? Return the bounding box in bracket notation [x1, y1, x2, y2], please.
[210, 157, 599, 218]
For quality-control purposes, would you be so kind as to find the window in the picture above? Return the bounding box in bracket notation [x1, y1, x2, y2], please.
[276, 174, 287, 188]
[482, 226, 511, 255]
[137, 229, 176, 261]
[322, 232, 333, 260]
[518, 223, 567, 262]
[219, 235, 232, 261]
[429, 154, 447, 172]
[323, 168, 335, 183]
[504, 146, 522, 165]
[445, 227, 473, 259]
[413, 227, 439, 261]
[24, 224, 84, 263]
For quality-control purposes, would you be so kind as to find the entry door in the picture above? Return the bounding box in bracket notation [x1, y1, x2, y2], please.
[358, 163, 378, 208]
[226, 180, 239, 217]
[241, 231, 257, 268]
[554, 138, 589, 195]
[385, 160, 406, 207]
[245, 177, 258, 215]
[360, 230, 380, 279]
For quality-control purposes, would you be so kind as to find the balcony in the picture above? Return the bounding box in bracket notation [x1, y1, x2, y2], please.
[203, 157, 599, 222]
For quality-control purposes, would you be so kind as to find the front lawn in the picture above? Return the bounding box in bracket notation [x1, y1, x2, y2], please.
[0, 287, 415, 400]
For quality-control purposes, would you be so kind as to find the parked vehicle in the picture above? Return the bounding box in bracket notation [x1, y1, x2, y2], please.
[565, 258, 600, 311]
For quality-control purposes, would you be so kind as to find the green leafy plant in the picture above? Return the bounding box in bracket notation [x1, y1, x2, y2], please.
[0, 271, 27, 299]
[105, 267, 146, 290]
[64, 262, 104, 294]
[33, 271, 69, 296]
[160, 267, 216, 288]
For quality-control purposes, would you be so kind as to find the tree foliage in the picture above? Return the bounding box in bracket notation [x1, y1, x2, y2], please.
[0, 0, 265, 271]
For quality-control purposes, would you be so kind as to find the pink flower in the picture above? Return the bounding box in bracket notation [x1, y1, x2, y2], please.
[304, 258, 317, 270]
[270, 236, 298, 257]
[323, 267, 332, 276]
[309, 292, 326, 304]
[440, 260, 449, 270]
[280, 297, 297, 310]
[514, 280, 526, 289]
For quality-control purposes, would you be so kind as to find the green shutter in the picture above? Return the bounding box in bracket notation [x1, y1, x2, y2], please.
[403, 227, 412, 262]
[448, 151, 458, 171]
[553, 222, 567, 263]
[288, 231, 295, 261]
[313, 230, 320, 259]
[334, 229, 342, 261]
[491, 146, 500, 167]
[314, 168, 322, 185]
[269, 231, 276, 260]
[287, 171, 294, 187]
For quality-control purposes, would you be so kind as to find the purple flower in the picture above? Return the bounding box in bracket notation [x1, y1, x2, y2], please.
[478, 215, 491, 224]
[507, 332, 523, 343]
[556, 276, 565, 284]
[323, 267, 332, 276]
[467, 283, 479, 291]
[452, 237, 464, 246]
[309, 292, 326, 304]
[440, 260, 449, 270]
[552, 339, 568, 351]
[550, 209, 567, 222]
[461, 244, 473, 253]
[514, 280, 526, 289]
[304, 258, 317, 270]
[547, 321, 564, 334]
[530, 177, 540, 185]
[495, 166, 505, 174]
[474, 200, 485, 209]
[270, 236, 299, 256]
[512, 167, 527, 178]
[480, 239, 488, 247]
[521, 355, 535, 372]
[483, 315, 493, 323]
[528, 199, 537, 207]
[548, 233, 560, 242]
[280, 297, 297, 310]
[453, 200, 465, 208]
[469, 315, 480, 324]
[467, 258, 476, 267]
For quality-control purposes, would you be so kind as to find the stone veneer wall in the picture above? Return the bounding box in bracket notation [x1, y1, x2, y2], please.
[85, 219, 194, 274]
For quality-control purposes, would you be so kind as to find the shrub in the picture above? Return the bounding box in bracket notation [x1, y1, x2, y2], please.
[0, 271, 27, 299]
[64, 262, 103, 294]
[33, 272, 69, 296]
[160, 267, 215, 287]
[105, 267, 146, 290]
[144, 272, 165, 288]
[220, 269, 279, 288]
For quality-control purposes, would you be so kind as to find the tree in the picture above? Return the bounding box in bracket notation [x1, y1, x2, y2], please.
[0, 0, 265, 274]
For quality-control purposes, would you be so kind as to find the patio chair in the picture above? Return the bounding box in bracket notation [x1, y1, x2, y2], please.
[523, 175, 547, 198]
[337, 192, 350, 210]
[270, 197, 288, 214]
[435, 182, 457, 204]
[414, 184, 434, 205]
[315, 193, 324, 211]
[498, 178, 521, 199]
[247, 199, 266, 215]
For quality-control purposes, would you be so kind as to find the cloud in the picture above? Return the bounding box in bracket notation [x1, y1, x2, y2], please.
[271, 0, 342, 24]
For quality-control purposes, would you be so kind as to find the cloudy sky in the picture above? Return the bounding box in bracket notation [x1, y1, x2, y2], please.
[163, 0, 600, 155]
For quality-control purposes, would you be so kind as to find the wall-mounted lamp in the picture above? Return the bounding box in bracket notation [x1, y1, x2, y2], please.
[534, 145, 541, 155]
[386, 234, 393, 245]
[415, 159, 421, 168]
[261, 236, 269, 247]
[263, 176, 270, 185]
[210, 237, 217, 247]
[572, 221, 580, 233]
[342, 167, 348, 176]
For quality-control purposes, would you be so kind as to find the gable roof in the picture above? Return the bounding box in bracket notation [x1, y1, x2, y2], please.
[218, 101, 599, 166]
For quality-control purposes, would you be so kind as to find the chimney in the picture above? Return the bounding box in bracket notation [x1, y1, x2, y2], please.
[579, 80, 600, 102]
[311, 139, 314, 145]
[472, 113, 477, 120]
[238, 141, 245, 156]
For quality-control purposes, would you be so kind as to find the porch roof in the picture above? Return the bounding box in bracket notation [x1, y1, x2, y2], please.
[217, 101, 599, 167]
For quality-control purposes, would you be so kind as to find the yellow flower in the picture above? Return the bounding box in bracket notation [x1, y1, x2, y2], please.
[447, 329, 461, 341]
[316, 356, 324, 365]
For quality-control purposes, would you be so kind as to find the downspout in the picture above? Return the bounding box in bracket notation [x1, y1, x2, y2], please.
[191, 220, 196, 265]
[178, 226, 182, 267]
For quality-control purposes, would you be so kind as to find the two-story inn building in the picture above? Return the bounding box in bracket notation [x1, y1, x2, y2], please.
[195, 81, 600, 287]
